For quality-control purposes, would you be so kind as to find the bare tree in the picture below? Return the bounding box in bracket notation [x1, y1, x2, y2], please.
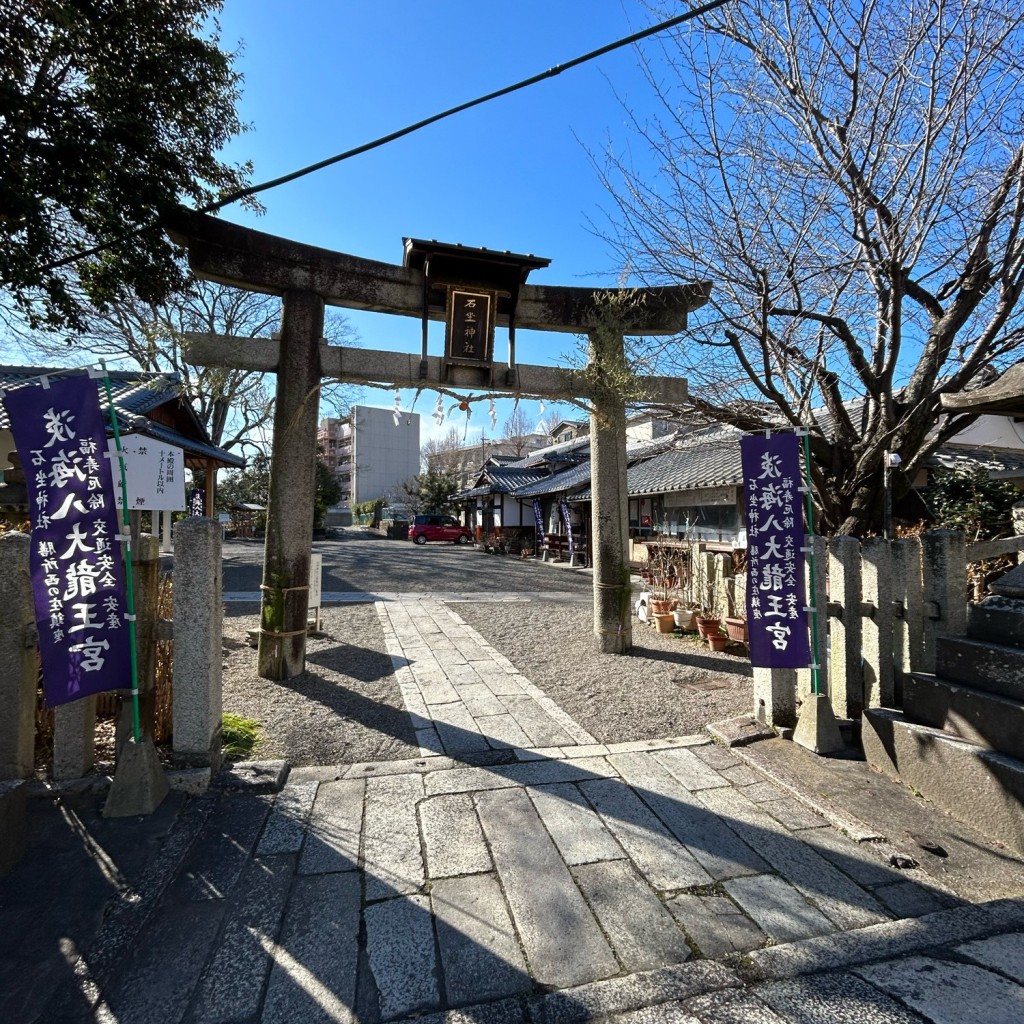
[13, 275, 356, 452]
[502, 403, 541, 456]
[598, 0, 1024, 533]
[421, 426, 466, 474]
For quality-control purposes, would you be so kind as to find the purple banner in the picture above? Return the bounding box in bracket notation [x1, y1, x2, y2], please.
[532, 499, 545, 544]
[3, 376, 131, 706]
[740, 434, 810, 669]
[559, 499, 574, 554]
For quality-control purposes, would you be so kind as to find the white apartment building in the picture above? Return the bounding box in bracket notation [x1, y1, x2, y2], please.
[318, 405, 421, 505]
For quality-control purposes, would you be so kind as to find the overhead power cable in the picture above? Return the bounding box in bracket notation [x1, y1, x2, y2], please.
[43, 0, 732, 272]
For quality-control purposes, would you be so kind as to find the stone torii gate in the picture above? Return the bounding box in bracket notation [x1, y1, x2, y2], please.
[165, 209, 709, 679]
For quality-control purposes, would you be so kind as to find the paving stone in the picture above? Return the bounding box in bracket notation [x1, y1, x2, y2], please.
[740, 782, 790, 804]
[365, 894, 440, 1020]
[260, 871, 361, 1024]
[477, 671, 525, 696]
[855, 955, 1024, 1024]
[608, 752, 766, 881]
[801, 828, 904, 890]
[500, 694, 577, 746]
[579, 777, 712, 891]
[757, 970, 927, 1024]
[573, 860, 692, 971]
[698, 786, 888, 931]
[179, 792, 273, 900]
[190, 855, 294, 1023]
[680, 988, 786, 1023]
[654, 748, 730, 792]
[531, 697, 596, 745]
[528, 783, 624, 865]
[417, 676, 461, 707]
[475, 786, 618, 988]
[871, 880, 951, 919]
[416, 727, 444, 755]
[424, 757, 608, 797]
[757, 798, 828, 831]
[431, 873, 532, 1006]
[529, 960, 741, 1024]
[419, 792, 492, 877]
[717, 765, 762, 787]
[257, 782, 318, 856]
[408, 997, 532, 1024]
[298, 778, 364, 876]
[514, 746, 565, 761]
[346, 755, 456, 778]
[569, 744, 610, 758]
[431, 701, 492, 755]
[456, 683, 507, 717]
[724, 874, 836, 943]
[665, 894, 767, 959]
[363, 773, 424, 900]
[288, 766, 340, 784]
[690, 745, 742, 771]
[606, 1004, 703, 1024]
[560, 755, 621, 779]
[95, 899, 226, 1024]
[957, 931, 1024, 984]
[475, 713, 533, 749]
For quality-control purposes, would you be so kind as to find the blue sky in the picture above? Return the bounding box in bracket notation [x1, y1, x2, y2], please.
[212, 1, 669, 442]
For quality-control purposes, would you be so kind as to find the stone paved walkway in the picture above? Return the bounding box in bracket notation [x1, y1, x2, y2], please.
[19, 593, 1024, 1023]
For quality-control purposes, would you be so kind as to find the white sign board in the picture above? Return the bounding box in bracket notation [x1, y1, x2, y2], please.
[309, 553, 323, 630]
[109, 437, 186, 511]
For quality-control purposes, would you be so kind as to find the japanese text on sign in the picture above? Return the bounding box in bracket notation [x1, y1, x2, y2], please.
[2, 375, 131, 705]
[739, 434, 811, 669]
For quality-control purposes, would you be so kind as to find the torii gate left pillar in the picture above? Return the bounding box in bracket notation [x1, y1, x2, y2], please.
[166, 209, 710, 679]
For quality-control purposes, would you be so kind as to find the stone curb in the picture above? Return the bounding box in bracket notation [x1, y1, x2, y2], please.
[735, 896, 1024, 983]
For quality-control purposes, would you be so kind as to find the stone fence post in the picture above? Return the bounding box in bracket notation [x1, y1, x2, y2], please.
[0, 533, 36, 779]
[172, 519, 223, 768]
[921, 530, 967, 674]
[828, 536, 863, 720]
[861, 538, 894, 709]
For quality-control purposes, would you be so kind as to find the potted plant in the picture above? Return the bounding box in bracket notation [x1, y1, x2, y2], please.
[644, 542, 681, 616]
[707, 627, 729, 652]
[724, 615, 748, 643]
[691, 555, 722, 638]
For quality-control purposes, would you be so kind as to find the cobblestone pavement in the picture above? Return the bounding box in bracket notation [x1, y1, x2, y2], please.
[12, 592, 1024, 1023]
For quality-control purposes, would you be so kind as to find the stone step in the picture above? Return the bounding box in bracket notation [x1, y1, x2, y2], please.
[935, 635, 1024, 700]
[862, 708, 1024, 856]
[967, 595, 1024, 649]
[904, 674, 1024, 761]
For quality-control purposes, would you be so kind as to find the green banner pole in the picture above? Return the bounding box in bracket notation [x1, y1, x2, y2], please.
[799, 428, 823, 697]
[100, 363, 142, 744]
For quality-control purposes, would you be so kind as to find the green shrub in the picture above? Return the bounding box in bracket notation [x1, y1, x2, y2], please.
[221, 712, 261, 760]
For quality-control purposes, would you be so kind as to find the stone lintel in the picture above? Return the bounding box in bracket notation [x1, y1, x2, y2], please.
[164, 208, 710, 336]
[183, 335, 688, 405]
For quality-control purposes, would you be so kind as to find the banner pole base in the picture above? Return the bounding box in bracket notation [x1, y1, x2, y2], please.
[103, 736, 170, 818]
[792, 693, 845, 756]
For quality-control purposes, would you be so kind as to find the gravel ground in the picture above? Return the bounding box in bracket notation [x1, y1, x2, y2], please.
[220, 592, 753, 764]
[456, 599, 753, 743]
[221, 603, 419, 767]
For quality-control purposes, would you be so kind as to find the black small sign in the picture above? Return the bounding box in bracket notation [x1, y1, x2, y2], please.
[446, 290, 493, 366]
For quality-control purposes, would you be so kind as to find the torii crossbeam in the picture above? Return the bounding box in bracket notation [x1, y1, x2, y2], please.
[165, 208, 710, 679]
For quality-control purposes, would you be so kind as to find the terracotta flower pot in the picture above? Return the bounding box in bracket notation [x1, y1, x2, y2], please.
[707, 633, 729, 652]
[649, 599, 673, 616]
[724, 616, 748, 643]
[695, 615, 721, 638]
[653, 612, 676, 634]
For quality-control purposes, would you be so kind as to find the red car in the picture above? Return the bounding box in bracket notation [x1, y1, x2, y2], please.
[408, 514, 473, 545]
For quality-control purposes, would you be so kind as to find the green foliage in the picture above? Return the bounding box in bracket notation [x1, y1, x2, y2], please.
[216, 451, 270, 515]
[314, 453, 342, 529]
[1, 1, 254, 330]
[402, 467, 459, 514]
[929, 467, 1021, 541]
[221, 712, 261, 760]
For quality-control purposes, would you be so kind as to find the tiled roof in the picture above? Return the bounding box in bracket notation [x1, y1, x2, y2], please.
[514, 459, 593, 497]
[0, 365, 241, 467]
[928, 444, 1024, 476]
[572, 426, 743, 500]
[0, 365, 178, 432]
